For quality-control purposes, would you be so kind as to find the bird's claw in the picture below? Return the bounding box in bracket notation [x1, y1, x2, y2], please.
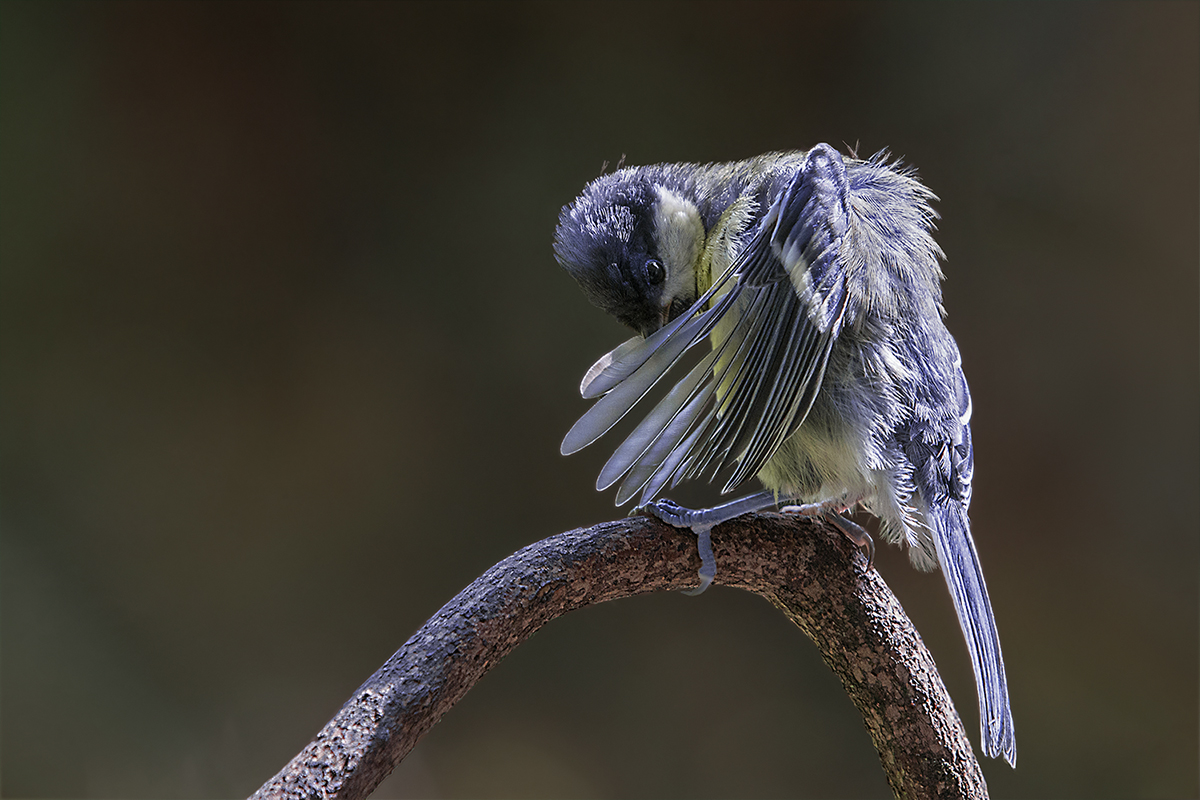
[633, 499, 714, 594]
[780, 502, 874, 570]
[825, 512, 875, 569]
[633, 498, 694, 528]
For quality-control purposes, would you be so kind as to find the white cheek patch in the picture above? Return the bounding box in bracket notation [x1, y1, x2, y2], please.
[653, 186, 705, 304]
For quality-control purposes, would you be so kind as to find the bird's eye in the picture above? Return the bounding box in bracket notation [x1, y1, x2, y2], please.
[644, 258, 665, 285]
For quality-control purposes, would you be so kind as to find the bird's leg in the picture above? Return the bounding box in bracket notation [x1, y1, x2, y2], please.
[634, 491, 781, 595]
[780, 500, 874, 568]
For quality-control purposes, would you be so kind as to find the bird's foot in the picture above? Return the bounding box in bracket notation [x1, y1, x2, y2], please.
[780, 502, 874, 569]
[826, 512, 875, 569]
[633, 498, 695, 527]
[635, 499, 715, 596]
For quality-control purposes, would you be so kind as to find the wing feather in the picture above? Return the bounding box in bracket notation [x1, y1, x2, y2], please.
[598, 347, 718, 492]
[560, 298, 728, 455]
[616, 383, 716, 504]
[579, 335, 643, 399]
[611, 286, 769, 502]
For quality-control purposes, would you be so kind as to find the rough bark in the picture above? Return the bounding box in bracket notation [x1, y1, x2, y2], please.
[250, 513, 987, 800]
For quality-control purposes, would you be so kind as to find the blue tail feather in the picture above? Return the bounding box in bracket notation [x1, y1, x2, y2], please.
[928, 502, 1016, 765]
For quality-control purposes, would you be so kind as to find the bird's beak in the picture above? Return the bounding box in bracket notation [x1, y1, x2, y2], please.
[639, 304, 674, 339]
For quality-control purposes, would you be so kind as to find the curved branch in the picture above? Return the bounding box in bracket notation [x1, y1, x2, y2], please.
[250, 514, 987, 800]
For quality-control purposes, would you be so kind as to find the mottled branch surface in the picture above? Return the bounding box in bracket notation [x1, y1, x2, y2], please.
[250, 514, 987, 800]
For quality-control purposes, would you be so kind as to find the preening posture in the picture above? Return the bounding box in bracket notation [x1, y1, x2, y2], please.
[553, 144, 1016, 765]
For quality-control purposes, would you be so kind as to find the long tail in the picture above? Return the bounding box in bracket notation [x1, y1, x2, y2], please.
[929, 502, 1017, 766]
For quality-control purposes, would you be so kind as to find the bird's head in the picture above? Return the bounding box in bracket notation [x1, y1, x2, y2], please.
[555, 169, 706, 338]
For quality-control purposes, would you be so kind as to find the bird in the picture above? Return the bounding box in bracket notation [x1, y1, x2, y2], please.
[552, 144, 1016, 766]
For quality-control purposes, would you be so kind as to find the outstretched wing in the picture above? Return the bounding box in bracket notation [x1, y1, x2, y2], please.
[562, 144, 855, 506]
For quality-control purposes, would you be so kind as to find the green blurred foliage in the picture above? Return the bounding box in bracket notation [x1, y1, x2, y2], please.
[1, 2, 1196, 798]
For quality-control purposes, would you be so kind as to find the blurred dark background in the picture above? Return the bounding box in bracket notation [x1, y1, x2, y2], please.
[2, 2, 1196, 797]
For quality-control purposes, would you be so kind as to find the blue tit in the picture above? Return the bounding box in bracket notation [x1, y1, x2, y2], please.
[553, 144, 1015, 765]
